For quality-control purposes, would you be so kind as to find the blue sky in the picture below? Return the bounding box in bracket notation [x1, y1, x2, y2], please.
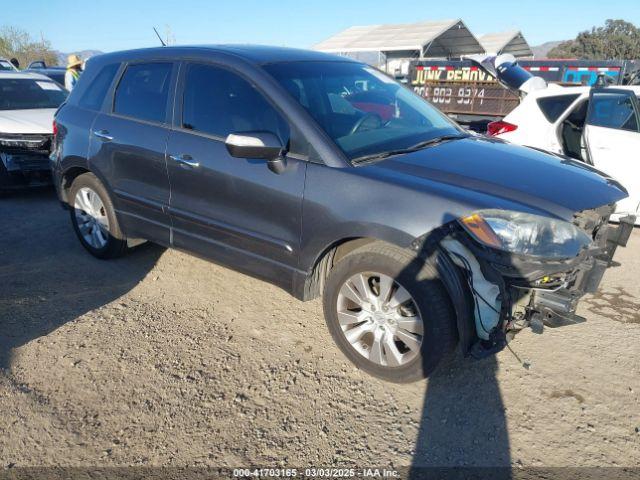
[4, 0, 640, 53]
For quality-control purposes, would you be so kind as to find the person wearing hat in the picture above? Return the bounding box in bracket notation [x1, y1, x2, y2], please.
[65, 54, 83, 91]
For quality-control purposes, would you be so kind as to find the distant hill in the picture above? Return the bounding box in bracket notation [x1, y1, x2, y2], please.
[531, 41, 565, 59]
[53, 50, 104, 67]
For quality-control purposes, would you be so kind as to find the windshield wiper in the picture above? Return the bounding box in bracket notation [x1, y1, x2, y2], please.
[351, 148, 418, 164]
[407, 133, 469, 150]
[352, 133, 469, 164]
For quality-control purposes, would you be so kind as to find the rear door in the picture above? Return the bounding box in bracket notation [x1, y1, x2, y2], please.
[165, 62, 307, 289]
[88, 61, 177, 245]
[584, 89, 640, 217]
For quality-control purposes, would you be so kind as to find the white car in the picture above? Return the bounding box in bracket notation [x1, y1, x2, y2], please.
[488, 84, 640, 224]
[0, 71, 67, 190]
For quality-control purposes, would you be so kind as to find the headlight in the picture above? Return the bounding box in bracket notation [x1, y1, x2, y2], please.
[459, 209, 592, 258]
[0, 133, 49, 149]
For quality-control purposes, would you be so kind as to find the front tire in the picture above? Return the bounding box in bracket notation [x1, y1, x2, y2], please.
[323, 242, 457, 383]
[68, 173, 128, 259]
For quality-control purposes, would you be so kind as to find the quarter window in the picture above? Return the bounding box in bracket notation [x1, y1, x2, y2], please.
[114, 63, 172, 123]
[181, 63, 290, 145]
[78, 63, 120, 111]
[537, 94, 580, 123]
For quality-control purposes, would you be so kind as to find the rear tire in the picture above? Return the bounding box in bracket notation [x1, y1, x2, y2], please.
[323, 242, 457, 383]
[68, 173, 128, 259]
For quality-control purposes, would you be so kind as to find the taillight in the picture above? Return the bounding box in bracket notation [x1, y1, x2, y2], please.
[487, 120, 517, 136]
[52, 120, 58, 138]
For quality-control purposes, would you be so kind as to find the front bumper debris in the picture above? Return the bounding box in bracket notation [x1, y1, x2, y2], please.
[0, 152, 52, 188]
[527, 213, 635, 331]
[0, 137, 53, 189]
[441, 206, 635, 358]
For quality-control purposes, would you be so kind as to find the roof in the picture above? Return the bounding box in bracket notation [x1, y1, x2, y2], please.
[313, 19, 484, 57]
[95, 45, 350, 65]
[478, 31, 532, 57]
[0, 71, 52, 80]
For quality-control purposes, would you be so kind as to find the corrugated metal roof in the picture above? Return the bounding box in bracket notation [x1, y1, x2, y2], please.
[478, 31, 533, 57]
[313, 19, 484, 57]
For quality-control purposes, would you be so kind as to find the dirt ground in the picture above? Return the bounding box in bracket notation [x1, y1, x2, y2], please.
[0, 189, 638, 469]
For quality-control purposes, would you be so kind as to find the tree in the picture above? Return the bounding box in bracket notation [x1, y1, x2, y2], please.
[0, 26, 58, 68]
[547, 19, 640, 60]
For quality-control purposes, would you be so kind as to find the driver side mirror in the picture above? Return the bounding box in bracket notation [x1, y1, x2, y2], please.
[225, 131, 287, 174]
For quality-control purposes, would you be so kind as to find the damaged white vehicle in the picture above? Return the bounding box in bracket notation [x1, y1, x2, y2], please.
[480, 54, 640, 224]
[0, 71, 67, 191]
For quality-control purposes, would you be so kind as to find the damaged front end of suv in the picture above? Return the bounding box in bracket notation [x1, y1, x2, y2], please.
[428, 206, 635, 358]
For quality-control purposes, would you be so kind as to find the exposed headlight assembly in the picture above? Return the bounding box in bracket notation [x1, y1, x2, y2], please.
[459, 209, 592, 258]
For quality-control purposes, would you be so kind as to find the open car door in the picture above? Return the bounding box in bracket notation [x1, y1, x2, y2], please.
[584, 88, 640, 221]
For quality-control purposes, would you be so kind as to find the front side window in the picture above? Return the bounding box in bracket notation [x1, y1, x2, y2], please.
[263, 61, 462, 161]
[0, 78, 67, 110]
[588, 91, 639, 132]
[181, 63, 290, 145]
[113, 62, 172, 123]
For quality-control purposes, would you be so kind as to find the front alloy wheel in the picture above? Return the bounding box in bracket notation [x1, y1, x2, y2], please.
[323, 242, 457, 383]
[337, 272, 423, 367]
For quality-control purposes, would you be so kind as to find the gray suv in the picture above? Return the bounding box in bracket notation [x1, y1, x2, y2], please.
[51, 46, 633, 382]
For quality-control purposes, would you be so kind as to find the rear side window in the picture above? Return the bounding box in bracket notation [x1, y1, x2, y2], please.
[78, 63, 119, 111]
[537, 94, 580, 122]
[588, 91, 639, 132]
[181, 63, 290, 144]
[114, 63, 172, 123]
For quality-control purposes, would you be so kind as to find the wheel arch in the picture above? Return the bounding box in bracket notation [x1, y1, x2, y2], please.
[59, 165, 91, 204]
[295, 226, 477, 356]
[294, 237, 377, 302]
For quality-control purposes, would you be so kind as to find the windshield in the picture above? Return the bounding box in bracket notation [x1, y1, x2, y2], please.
[263, 61, 462, 160]
[0, 60, 15, 71]
[0, 78, 67, 110]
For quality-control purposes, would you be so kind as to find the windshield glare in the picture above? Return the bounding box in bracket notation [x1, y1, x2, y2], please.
[0, 78, 67, 110]
[264, 61, 462, 160]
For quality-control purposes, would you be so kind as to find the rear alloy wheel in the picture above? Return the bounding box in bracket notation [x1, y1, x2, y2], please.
[74, 187, 110, 249]
[69, 173, 128, 259]
[323, 242, 457, 383]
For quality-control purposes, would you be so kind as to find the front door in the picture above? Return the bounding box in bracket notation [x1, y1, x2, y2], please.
[89, 61, 177, 244]
[165, 62, 307, 288]
[584, 89, 640, 217]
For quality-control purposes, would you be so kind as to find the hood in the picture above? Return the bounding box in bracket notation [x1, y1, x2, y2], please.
[0, 108, 56, 134]
[369, 136, 627, 220]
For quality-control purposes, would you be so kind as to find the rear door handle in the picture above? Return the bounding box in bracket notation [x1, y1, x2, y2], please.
[92, 129, 113, 141]
[170, 154, 200, 168]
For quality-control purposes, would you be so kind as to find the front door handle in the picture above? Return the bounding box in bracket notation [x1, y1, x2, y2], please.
[92, 129, 113, 141]
[170, 154, 200, 168]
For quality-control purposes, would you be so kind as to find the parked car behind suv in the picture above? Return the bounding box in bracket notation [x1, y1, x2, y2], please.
[1, 71, 67, 190]
[25, 60, 67, 86]
[51, 46, 634, 383]
[488, 85, 640, 224]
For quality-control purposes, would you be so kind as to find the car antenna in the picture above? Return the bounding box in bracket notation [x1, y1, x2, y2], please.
[153, 27, 166, 47]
